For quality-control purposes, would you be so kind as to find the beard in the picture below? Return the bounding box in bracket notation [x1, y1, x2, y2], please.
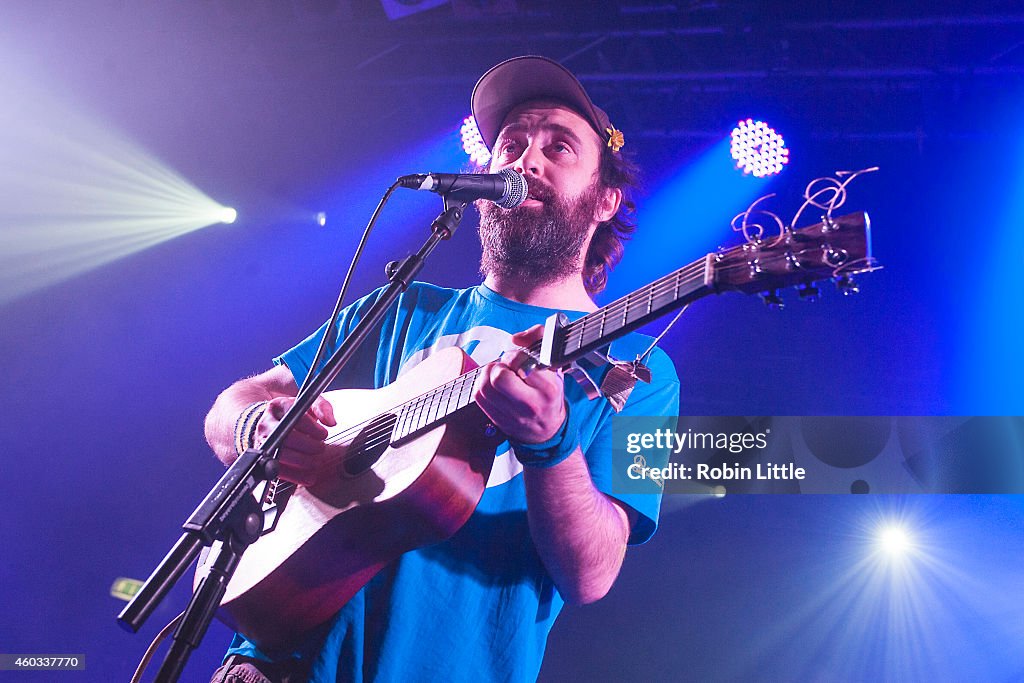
[477, 179, 603, 287]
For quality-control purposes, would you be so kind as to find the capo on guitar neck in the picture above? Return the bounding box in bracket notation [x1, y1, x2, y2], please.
[539, 310, 651, 413]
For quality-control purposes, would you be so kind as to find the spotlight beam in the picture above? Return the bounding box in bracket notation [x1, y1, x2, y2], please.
[0, 62, 235, 304]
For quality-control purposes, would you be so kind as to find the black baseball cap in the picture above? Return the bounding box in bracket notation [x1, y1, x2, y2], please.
[470, 55, 620, 153]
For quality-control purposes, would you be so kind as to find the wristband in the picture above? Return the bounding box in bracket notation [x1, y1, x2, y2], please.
[233, 400, 269, 457]
[510, 402, 580, 469]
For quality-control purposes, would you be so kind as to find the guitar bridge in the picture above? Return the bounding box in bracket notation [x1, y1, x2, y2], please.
[261, 477, 280, 507]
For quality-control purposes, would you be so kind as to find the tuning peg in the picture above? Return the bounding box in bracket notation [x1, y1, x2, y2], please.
[824, 247, 849, 267]
[760, 290, 785, 310]
[797, 284, 820, 302]
[834, 275, 860, 296]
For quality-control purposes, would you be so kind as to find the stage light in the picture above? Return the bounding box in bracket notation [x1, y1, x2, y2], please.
[219, 207, 237, 224]
[460, 115, 491, 166]
[730, 119, 790, 178]
[316, 211, 327, 227]
[877, 524, 914, 557]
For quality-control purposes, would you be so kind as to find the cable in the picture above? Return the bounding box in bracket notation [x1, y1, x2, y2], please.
[300, 180, 402, 395]
[129, 611, 184, 683]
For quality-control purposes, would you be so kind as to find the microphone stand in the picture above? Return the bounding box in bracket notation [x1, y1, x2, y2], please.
[118, 197, 468, 682]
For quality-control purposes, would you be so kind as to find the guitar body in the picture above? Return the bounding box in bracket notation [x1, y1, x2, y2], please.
[196, 347, 500, 650]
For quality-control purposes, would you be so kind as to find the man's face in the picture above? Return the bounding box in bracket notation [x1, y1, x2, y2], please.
[478, 101, 617, 285]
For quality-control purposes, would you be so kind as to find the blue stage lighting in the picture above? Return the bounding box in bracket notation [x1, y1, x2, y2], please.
[878, 524, 914, 557]
[606, 137, 772, 302]
[730, 119, 790, 177]
[461, 115, 491, 166]
[316, 211, 327, 227]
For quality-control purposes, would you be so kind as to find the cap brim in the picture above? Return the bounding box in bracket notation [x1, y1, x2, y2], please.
[471, 55, 607, 151]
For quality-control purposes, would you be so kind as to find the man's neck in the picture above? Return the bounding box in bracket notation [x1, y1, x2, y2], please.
[483, 272, 598, 312]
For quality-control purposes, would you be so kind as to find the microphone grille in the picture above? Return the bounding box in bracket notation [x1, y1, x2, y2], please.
[497, 168, 528, 209]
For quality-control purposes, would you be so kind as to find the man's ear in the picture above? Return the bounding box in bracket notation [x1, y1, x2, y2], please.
[594, 186, 622, 223]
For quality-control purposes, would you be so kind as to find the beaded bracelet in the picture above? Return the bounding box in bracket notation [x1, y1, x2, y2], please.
[233, 403, 255, 456]
[233, 400, 269, 457]
[510, 402, 580, 469]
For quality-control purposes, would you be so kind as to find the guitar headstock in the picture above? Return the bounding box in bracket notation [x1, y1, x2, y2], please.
[711, 211, 875, 299]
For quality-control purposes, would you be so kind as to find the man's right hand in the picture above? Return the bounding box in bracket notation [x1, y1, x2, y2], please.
[204, 365, 339, 486]
[253, 395, 337, 487]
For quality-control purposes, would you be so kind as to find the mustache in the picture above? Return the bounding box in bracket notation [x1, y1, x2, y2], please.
[525, 179, 556, 202]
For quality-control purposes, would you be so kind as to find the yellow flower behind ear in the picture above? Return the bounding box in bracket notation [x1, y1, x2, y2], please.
[606, 126, 625, 153]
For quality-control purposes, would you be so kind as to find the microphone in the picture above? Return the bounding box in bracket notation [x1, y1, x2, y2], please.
[397, 168, 528, 209]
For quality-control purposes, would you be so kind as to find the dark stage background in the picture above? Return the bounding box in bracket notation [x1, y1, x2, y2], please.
[0, 1, 1022, 681]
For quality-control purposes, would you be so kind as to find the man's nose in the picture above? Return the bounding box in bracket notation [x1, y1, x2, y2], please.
[512, 142, 543, 177]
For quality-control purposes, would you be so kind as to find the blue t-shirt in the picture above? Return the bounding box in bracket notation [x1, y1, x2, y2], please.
[227, 282, 679, 682]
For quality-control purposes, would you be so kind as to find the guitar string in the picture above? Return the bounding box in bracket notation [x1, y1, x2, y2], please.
[270, 245, 832, 482]
[271, 366, 490, 496]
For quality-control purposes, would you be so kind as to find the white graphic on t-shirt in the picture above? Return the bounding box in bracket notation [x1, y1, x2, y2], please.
[400, 325, 523, 488]
[400, 325, 511, 374]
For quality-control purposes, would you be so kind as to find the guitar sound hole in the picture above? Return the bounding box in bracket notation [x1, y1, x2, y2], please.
[342, 413, 397, 477]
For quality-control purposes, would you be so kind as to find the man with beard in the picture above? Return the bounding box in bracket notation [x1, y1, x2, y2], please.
[206, 56, 679, 682]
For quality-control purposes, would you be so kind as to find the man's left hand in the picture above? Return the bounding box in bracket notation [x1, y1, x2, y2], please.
[473, 324, 567, 444]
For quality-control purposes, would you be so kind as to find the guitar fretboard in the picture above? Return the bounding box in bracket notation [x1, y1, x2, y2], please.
[391, 366, 483, 443]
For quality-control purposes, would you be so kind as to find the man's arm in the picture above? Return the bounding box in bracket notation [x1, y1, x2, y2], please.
[473, 327, 635, 605]
[204, 365, 336, 485]
[523, 451, 636, 605]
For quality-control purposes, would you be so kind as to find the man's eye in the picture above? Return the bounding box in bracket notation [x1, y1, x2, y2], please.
[499, 141, 520, 156]
[552, 141, 572, 154]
